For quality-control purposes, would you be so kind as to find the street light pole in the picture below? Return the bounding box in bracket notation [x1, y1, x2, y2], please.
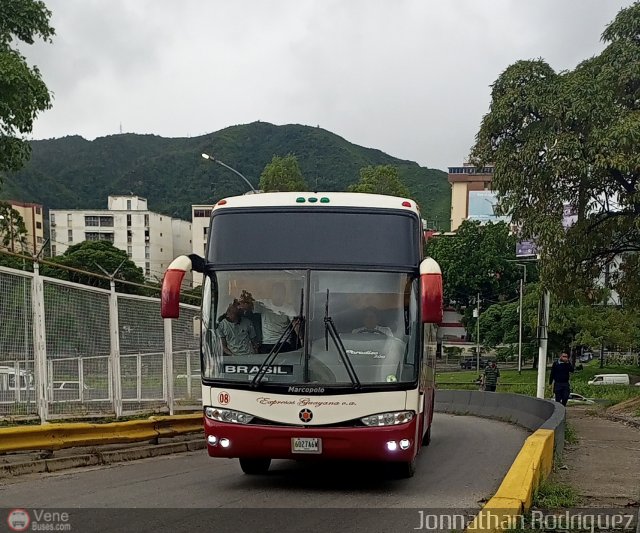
[201, 153, 257, 193]
[536, 289, 551, 398]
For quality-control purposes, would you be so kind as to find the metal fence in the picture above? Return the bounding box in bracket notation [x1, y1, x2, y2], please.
[0, 265, 201, 421]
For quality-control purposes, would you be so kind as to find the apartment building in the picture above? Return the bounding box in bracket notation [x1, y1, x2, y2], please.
[0, 200, 45, 254]
[49, 196, 192, 283]
[448, 163, 495, 231]
[191, 204, 213, 287]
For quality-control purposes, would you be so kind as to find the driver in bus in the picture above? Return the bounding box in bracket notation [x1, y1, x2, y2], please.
[352, 306, 393, 336]
[218, 300, 258, 356]
[238, 284, 300, 353]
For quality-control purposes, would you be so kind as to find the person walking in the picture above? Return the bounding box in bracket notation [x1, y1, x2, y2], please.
[549, 352, 574, 406]
[483, 361, 500, 392]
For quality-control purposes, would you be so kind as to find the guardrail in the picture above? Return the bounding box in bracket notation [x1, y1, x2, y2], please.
[0, 414, 202, 453]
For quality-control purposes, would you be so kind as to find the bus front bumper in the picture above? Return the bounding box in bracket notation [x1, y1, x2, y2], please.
[204, 417, 419, 462]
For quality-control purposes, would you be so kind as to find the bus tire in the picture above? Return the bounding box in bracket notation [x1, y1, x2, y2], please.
[392, 458, 416, 479]
[422, 425, 432, 447]
[239, 458, 271, 475]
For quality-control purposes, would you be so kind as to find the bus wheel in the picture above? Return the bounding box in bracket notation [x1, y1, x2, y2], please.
[239, 458, 271, 475]
[392, 458, 416, 479]
[422, 426, 432, 447]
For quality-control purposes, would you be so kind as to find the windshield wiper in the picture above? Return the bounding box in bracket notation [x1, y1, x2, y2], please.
[324, 289, 361, 389]
[252, 288, 304, 387]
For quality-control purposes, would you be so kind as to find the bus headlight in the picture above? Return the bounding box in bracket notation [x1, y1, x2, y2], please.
[360, 411, 414, 426]
[205, 407, 254, 424]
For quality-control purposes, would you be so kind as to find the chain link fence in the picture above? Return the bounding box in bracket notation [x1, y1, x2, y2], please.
[0, 264, 201, 422]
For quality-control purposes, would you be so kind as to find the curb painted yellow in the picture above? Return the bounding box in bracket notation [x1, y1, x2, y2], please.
[0, 414, 203, 453]
[467, 429, 555, 532]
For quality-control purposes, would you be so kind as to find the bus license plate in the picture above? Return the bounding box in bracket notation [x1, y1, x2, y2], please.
[291, 437, 321, 454]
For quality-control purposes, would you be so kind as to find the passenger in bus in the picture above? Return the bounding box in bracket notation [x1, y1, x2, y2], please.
[352, 307, 393, 336]
[238, 284, 300, 353]
[218, 301, 258, 356]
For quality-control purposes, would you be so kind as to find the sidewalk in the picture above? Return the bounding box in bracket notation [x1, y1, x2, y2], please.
[557, 406, 640, 507]
[0, 433, 204, 479]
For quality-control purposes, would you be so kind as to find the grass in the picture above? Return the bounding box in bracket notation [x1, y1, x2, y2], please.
[564, 422, 578, 445]
[533, 480, 579, 509]
[437, 360, 640, 403]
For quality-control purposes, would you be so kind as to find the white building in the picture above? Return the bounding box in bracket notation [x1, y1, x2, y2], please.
[191, 204, 213, 287]
[49, 196, 192, 283]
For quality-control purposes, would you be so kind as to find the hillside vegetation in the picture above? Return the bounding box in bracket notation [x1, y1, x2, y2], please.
[2, 122, 450, 226]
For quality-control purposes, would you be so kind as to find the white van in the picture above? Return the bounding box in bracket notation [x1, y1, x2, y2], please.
[588, 374, 630, 386]
[0, 366, 34, 391]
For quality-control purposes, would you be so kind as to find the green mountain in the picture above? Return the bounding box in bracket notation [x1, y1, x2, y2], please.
[2, 122, 450, 229]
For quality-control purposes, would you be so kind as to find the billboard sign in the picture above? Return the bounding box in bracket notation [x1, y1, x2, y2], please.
[514, 203, 576, 258]
[467, 191, 510, 224]
[516, 239, 538, 258]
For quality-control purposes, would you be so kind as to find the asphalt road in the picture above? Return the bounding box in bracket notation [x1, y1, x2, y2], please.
[0, 414, 527, 533]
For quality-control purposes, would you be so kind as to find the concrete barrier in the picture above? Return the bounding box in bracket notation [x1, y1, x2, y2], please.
[435, 389, 566, 456]
[436, 390, 565, 532]
[467, 429, 555, 532]
[0, 414, 203, 453]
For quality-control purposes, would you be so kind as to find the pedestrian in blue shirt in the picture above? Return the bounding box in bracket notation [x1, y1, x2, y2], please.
[549, 352, 574, 405]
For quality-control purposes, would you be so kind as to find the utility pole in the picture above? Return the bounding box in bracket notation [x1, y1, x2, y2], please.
[517, 263, 527, 374]
[9, 209, 15, 253]
[475, 292, 481, 373]
[518, 277, 523, 374]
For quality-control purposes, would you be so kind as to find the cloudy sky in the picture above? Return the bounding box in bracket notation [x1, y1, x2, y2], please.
[24, 0, 632, 171]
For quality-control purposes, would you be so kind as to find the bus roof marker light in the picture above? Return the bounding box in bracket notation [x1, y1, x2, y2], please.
[308, 197, 318, 203]
[217, 199, 227, 206]
[402, 201, 411, 208]
[296, 197, 305, 203]
[320, 197, 330, 203]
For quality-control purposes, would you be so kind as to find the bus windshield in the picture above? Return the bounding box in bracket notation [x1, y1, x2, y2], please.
[201, 270, 420, 388]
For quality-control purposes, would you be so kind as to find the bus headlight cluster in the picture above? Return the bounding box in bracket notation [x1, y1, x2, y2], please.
[360, 411, 414, 426]
[207, 435, 231, 448]
[386, 439, 412, 451]
[205, 407, 254, 424]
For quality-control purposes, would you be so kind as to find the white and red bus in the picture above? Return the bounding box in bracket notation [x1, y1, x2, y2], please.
[161, 192, 442, 477]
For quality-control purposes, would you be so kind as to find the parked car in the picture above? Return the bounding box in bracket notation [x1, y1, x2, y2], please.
[54, 381, 91, 391]
[567, 393, 595, 405]
[578, 352, 594, 363]
[588, 374, 630, 386]
[460, 357, 488, 370]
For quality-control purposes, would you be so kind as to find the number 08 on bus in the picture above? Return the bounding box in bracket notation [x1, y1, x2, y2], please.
[161, 192, 443, 478]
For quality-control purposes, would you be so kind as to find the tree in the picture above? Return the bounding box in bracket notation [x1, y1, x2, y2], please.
[0, 202, 28, 252]
[259, 154, 307, 192]
[41, 241, 145, 293]
[471, 3, 640, 306]
[348, 165, 411, 198]
[0, 0, 54, 173]
[425, 220, 525, 311]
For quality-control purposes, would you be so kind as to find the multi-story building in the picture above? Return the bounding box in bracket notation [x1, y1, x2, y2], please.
[49, 196, 192, 283]
[448, 163, 495, 231]
[191, 204, 213, 287]
[0, 200, 45, 254]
